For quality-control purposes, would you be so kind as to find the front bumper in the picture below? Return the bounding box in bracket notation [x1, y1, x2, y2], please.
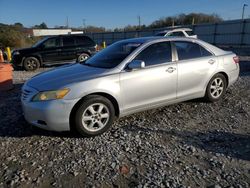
[21, 85, 79, 132]
[11, 55, 24, 67]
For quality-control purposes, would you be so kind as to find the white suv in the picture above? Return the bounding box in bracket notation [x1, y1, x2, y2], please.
[155, 28, 197, 38]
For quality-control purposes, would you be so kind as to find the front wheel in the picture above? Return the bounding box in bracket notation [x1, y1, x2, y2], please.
[205, 73, 227, 102]
[74, 95, 115, 137]
[23, 57, 40, 71]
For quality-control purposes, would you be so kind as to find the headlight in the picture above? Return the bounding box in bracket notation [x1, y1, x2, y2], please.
[32, 89, 70, 102]
[13, 51, 20, 56]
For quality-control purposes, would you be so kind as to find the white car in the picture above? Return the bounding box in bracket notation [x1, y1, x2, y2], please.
[155, 28, 197, 38]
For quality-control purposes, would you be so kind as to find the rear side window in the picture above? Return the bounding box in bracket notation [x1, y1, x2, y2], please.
[75, 36, 95, 46]
[63, 37, 75, 46]
[43, 38, 60, 48]
[135, 42, 172, 67]
[174, 41, 212, 61]
[167, 31, 185, 37]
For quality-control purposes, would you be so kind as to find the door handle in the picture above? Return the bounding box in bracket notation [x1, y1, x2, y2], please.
[166, 67, 176, 73]
[208, 59, 215, 65]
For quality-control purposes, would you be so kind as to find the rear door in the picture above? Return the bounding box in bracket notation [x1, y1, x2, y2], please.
[60, 36, 77, 61]
[173, 41, 218, 98]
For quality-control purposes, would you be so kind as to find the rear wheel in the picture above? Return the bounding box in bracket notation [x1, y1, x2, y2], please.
[75, 95, 115, 137]
[23, 57, 40, 71]
[77, 53, 90, 63]
[205, 73, 227, 102]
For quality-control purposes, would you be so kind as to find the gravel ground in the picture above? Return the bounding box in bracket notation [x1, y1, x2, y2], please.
[0, 62, 250, 188]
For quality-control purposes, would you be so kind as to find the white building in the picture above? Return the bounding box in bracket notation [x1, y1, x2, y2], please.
[32, 29, 83, 36]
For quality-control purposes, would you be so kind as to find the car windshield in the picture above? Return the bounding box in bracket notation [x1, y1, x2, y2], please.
[84, 41, 142, 68]
[32, 37, 49, 47]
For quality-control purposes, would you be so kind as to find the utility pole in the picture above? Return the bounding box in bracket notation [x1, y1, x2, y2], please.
[66, 16, 69, 28]
[82, 19, 86, 32]
[242, 4, 248, 19]
[137, 15, 141, 30]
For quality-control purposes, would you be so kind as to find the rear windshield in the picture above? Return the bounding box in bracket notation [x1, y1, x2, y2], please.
[84, 41, 142, 69]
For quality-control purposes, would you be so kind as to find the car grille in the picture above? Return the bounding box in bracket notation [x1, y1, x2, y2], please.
[21, 85, 38, 102]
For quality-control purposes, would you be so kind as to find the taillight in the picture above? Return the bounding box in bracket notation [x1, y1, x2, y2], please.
[233, 56, 239, 64]
[95, 44, 100, 52]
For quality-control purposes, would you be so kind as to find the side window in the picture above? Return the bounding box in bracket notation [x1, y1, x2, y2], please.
[76, 36, 94, 46]
[43, 38, 60, 48]
[175, 41, 212, 61]
[168, 31, 185, 37]
[63, 37, 75, 46]
[134, 42, 172, 67]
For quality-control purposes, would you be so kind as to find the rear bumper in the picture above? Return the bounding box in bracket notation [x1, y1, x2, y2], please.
[228, 67, 240, 87]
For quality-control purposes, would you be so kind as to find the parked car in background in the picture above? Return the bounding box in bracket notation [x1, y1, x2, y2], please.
[22, 37, 239, 137]
[12, 35, 97, 71]
[155, 28, 197, 38]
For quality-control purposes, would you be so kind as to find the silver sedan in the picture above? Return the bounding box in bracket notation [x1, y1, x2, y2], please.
[21, 37, 240, 136]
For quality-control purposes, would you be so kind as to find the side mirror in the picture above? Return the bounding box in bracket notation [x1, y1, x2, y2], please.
[127, 60, 145, 70]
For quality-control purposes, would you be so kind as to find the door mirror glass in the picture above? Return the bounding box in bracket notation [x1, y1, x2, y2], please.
[128, 60, 145, 70]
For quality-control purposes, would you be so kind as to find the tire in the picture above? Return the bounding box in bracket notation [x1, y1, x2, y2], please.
[23, 57, 40, 71]
[205, 73, 227, 102]
[77, 53, 90, 63]
[74, 95, 115, 137]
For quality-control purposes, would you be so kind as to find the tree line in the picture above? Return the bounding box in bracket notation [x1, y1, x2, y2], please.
[0, 13, 223, 48]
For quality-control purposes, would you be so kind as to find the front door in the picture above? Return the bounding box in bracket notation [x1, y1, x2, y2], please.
[40, 37, 61, 62]
[120, 42, 177, 112]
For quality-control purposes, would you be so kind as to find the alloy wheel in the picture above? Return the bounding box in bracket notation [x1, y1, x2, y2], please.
[81, 103, 110, 132]
[210, 77, 224, 98]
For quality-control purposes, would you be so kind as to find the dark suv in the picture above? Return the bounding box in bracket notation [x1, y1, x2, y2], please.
[12, 35, 97, 71]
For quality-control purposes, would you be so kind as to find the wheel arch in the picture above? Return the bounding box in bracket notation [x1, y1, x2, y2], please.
[22, 55, 42, 66]
[69, 92, 120, 131]
[217, 71, 229, 88]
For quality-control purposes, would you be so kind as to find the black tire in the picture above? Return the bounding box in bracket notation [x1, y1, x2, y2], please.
[205, 73, 227, 102]
[77, 53, 90, 63]
[74, 95, 115, 137]
[23, 57, 40, 71]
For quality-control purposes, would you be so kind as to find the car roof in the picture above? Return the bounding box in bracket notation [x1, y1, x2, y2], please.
[117, 36, 226, 56]
[119, 36, 197, 44]
[157, 28, 192, 34]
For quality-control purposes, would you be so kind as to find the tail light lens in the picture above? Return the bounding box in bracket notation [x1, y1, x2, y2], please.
[95, 44, 100, 52]
[233, 56, 239, 64]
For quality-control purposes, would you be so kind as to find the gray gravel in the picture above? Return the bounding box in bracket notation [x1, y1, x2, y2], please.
[0, 63, 250, 187]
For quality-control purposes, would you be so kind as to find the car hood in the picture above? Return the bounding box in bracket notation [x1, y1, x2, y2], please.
[26, 63, 110, 91]
[16, 47, 37, 54]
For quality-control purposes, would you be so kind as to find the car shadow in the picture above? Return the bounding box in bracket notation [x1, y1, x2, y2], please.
[1, 83, 250, 161]
[123, 125, 250, 161]
[0, 83, 82, 138]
